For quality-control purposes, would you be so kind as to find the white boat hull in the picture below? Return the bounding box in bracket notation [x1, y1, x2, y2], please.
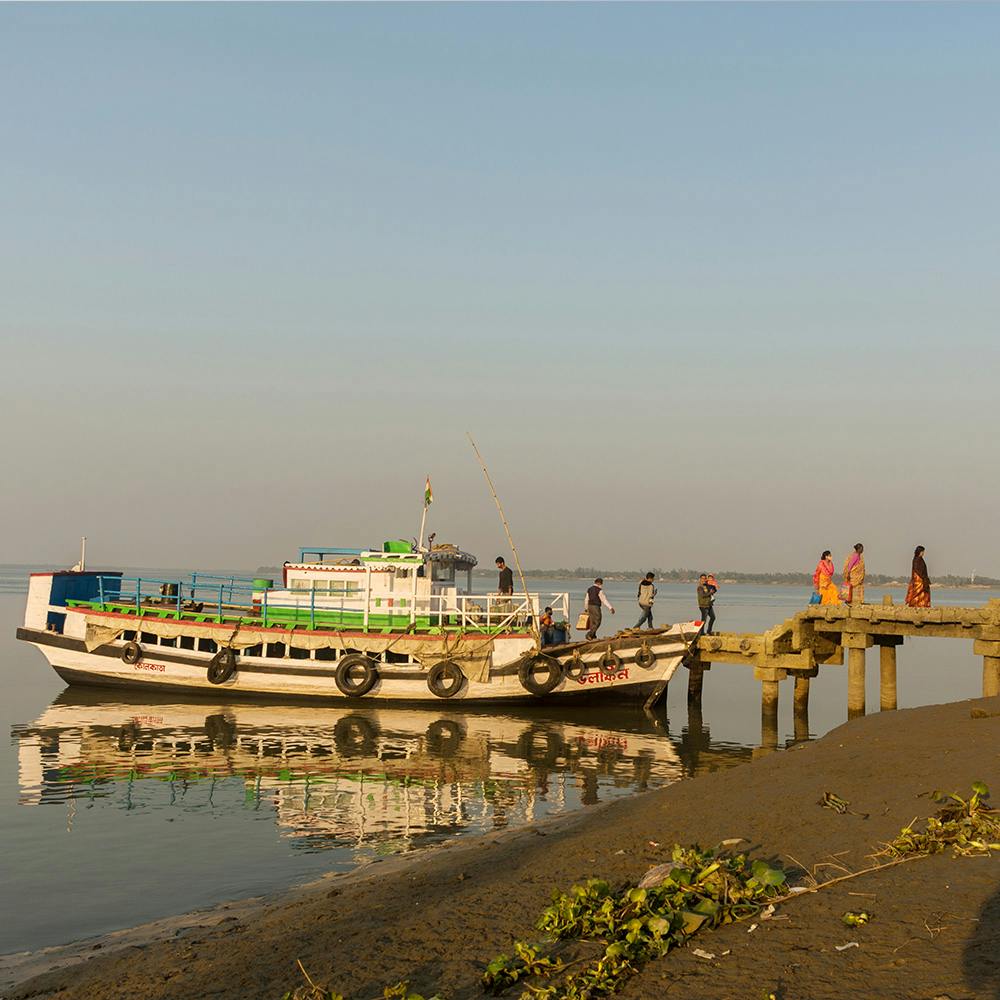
[17, 623, 698, 704]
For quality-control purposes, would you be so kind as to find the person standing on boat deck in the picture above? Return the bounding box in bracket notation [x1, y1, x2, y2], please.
[697, 574, 716, 635]
[496, 557, 514, 595]
[539, 606, 556, 646]
[906, 546, 932, 607]
[843, 543, 866, 604]
[585, 578, 615, 640]
[634, 572, 657, 630]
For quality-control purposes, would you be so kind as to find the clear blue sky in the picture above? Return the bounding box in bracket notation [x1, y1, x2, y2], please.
[1, 4, 997, 575]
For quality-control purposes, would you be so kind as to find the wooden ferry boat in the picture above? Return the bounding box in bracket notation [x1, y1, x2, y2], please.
[15, 540, 699, 703]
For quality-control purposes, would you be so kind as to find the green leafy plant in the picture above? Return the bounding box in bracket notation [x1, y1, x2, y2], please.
[483, 942, 566, 994]
[880, 782, 1000, 859]
[486, 844, 786, 999]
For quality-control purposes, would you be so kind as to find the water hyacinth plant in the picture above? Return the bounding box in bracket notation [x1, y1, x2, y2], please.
[482, 843, 786, 999]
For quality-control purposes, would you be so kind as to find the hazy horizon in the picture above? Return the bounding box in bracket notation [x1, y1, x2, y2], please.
[1, 5, 997, 577]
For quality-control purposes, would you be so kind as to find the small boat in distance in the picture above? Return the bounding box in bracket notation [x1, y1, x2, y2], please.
[16, 538, 698, 703]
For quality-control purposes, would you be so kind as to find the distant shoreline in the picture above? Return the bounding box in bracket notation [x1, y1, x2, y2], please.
[472, 570, 999, 589]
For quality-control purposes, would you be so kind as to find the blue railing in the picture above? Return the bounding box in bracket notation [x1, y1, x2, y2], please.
[298, 547, 365, 562]
[88, 573, 339, 629]
[91, 574, 266, 625]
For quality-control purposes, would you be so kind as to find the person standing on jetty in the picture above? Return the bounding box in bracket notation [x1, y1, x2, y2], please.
[812, 550, 840, 605]
[585, 578, 615, 640]
[634, 572, 657, 629]
[842, 543, 866, 604]
[906, 546, 932, 607]
[697, 574, 717, 634]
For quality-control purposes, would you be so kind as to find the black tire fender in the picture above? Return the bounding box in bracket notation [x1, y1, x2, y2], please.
[207, 647, 237, 685]
[634, 643, 656, 669]
[205, 713, 237, 749]
[334, 714, 378, 757]
[517, 725, 563, 768]
[335, 654, 379, 698]
[563, 650, 587, 681]
[425, 718, 465, 756]
[117, 722, 141, 752]
[518, 654, 563, 696]
[427, 660, 464, 699]
[599, 649, 623, 674]
[121, 641, 141, 665]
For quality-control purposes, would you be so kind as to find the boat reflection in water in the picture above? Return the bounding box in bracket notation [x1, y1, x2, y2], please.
[13, 692, 751, 856]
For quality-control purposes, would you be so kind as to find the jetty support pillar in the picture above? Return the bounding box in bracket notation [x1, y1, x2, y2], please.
[973, 640, 1000, 699]
[874, 636, 904, 711]
[842, 634, 873, 720]
[755, 665, 785, 752]
[687, 658, 707, 706]
[793, 673, 812, 741]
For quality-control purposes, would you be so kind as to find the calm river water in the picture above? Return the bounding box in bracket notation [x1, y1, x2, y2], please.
[1, 573, 995, 954]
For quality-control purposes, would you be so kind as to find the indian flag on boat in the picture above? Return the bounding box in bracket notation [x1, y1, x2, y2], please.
[424, 476, 433, 508]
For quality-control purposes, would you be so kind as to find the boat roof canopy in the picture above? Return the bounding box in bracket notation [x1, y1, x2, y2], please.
[297, 541, 476, 570]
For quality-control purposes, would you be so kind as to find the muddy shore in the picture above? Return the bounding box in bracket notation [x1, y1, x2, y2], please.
[6, 696, 1000, 1000]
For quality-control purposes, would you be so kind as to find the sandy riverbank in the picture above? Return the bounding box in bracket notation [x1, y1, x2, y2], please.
[5, 697, 1000, 1000]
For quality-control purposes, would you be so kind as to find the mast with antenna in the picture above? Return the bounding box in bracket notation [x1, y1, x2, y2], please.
[466, 433, 538, 644]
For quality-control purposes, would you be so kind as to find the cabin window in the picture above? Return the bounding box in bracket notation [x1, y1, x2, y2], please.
[179, 636, 195, 650]
[243, 644, 263, 657]
[122, 630, 136, 642]
[159, 637, 177, 648]
[198, 638, 218, 654]
[385, 650, 409, 665]
[314, 648, 336, 661]
[289, 646, 310, 660]
[140, 632, 157, 645]
[266, 642, 287, 658]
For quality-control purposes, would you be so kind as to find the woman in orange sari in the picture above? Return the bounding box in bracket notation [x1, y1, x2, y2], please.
[905, 546, 931, 607]
[812, 550, 840, 605]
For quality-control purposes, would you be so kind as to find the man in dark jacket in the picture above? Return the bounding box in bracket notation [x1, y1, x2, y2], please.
[585, 578, 615, 640]
[634, 572, 656, 629]
[697, 574, 716, 635]
[495, 557, 514, 595]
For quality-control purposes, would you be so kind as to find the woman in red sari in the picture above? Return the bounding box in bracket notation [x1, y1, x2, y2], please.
[905, 546, 931, 607]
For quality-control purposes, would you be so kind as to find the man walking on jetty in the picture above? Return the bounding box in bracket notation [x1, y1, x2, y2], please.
[843, 543, 866, 604]
[634, 572, 657, 630]
[697, 574, 717, 635]
[585, 578, 615, 640]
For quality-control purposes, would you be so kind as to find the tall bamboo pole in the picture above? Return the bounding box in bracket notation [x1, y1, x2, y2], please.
[466, 433, 539, 645]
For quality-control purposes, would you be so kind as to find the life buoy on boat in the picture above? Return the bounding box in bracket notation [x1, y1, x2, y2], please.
[633, 643, 656, 669]
[563, 650, 587, 681]
[598, 649, 623, 674]
[207, 648, 237, 685]
[427, 660, 464, 699]
[121, 641, 141, 665]
[519, 654, 563, 696]
[335, 654, 379, 697]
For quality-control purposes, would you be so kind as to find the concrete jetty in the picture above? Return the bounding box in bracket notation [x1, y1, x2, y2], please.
[687, 597, 1000, 749]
